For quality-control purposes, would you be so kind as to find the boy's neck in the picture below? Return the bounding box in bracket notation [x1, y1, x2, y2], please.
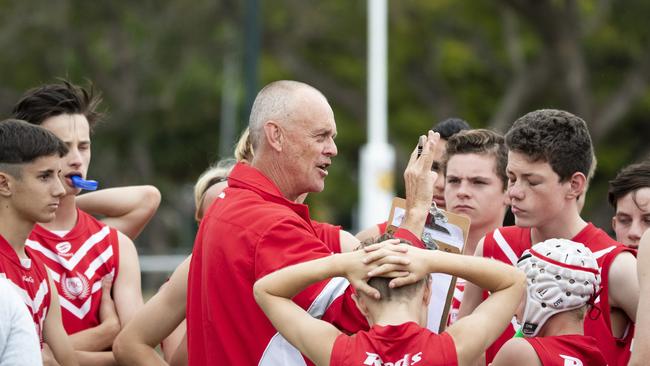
[40, 194, 78, 231]
[0, 205, 35, 259]
[530, 207, 587, 244]
[467, 214, 505, 255]
[537, 310, 584, 337]
[367, 301, 423, 327]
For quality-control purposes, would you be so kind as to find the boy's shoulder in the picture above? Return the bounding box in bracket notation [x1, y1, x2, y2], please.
[482, 226, 531, 263]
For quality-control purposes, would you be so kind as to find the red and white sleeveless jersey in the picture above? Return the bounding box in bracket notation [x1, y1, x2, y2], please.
[26, 209, 119, 335]
[584, 245, 636, 366]
[481, 224, 632, 365]
[526, 335, 607, 366]
[0, 234, 51, 345]
[331, 322, 458, 366]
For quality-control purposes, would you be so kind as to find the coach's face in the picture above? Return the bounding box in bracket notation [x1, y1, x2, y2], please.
[281, 92, 338, 197]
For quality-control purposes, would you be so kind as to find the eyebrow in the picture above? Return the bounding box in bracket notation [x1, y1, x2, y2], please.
[506, 170, 543, 179]
[37, 169, 55, 175]
[312, 128, 336, 136]
[447, 174, 492, 180]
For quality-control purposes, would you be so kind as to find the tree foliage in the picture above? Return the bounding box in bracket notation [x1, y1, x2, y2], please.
[1, 0, 648, 251]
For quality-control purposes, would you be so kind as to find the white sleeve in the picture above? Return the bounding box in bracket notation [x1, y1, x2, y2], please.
[0, 278, 42, 366]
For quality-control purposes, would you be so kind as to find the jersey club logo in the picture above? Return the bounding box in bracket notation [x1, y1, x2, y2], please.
[55, 242, 74, 258]
[364, 352, 423, 366]
[60, 272, 91, 300]
[560, 355, 583, 366]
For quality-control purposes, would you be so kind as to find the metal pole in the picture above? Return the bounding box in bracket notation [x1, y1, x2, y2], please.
[358, 0, 395, 231]
[368, 0, 387, 145]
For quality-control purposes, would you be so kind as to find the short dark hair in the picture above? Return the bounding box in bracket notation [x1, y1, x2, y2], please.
[608, 160, 650, 209]
[444, 129, 508, 190]
[432, 118, 471, 140]
[0, 119, 68, 177]
[505, 109, 593, 182]
[362, 234, 428, 302]
[12, 79, 104, 131]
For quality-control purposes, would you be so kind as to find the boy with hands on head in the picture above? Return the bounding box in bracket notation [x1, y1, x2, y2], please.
[254, 235, 526, 366]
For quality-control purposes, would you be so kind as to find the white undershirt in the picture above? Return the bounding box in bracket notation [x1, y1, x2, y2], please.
[50, 230, 69, 238]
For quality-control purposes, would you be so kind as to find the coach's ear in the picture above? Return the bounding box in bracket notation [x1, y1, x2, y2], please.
[566, 172, 587, 201]
[263, 120, 284, 152]
[0, 172, 12, 197]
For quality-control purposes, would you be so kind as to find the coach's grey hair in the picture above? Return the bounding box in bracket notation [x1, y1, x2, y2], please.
[248, 80, 326, 149]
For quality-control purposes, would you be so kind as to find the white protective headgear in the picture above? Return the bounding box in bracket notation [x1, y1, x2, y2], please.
[516, 238, 600, 337]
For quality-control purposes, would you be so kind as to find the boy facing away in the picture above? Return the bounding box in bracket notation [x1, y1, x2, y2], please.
[491, 239, 607, 366]
[254, 235, 525, 366]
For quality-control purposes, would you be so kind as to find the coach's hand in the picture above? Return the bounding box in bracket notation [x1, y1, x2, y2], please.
[400, 130, 440, 238]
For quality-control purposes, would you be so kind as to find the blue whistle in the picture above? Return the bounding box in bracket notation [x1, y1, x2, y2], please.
[71, 175, 99, 191]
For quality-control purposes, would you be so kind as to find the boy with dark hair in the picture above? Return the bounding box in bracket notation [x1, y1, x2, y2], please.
[0, 119, 78, 365]
[429, 118, 472, 209]
[459, 109, 638, 366]
[492, 239, 607, 366]
[432, 117, 471, 140]
[13, 80, 144, 365]
[443, 129, 508, 251]
[442, 129, 509, 325]
[608, 160, 650, 248]
[13, 80, 104, 131]
[13, 80, 160, 240]
[254, 235, 525, 366]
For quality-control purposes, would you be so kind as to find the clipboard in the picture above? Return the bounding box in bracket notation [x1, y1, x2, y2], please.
[385, 197, 471, 333]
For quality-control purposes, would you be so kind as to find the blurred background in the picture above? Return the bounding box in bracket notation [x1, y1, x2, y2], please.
[2, 0, 649, 288]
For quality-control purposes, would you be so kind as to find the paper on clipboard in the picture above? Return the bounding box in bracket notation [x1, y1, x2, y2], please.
[386, 197, 471, 333]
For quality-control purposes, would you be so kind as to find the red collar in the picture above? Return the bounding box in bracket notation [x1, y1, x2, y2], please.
[227, 162, 312, 223]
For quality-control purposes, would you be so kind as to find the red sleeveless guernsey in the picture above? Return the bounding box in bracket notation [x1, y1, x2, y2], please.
[330, 322, 457, 366]
[26, 209, 119, 335]
[0, 234, 51, 346]
[526, 335, 607, 366]
[481, 224, 634, 366]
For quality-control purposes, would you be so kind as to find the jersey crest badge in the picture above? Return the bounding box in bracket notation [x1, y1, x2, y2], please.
[61, 272, 91, 300]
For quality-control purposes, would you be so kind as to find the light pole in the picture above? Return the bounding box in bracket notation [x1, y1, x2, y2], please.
[358, 0, 395, 230]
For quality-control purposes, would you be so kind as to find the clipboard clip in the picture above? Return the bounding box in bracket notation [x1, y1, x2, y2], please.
[422, 202, 449, 250]
[429, 202, 448, 224]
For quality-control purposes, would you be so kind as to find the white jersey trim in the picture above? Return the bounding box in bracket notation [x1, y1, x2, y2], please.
[84, 245, 113, 279]
[492, 228, 519, 265]
[26, 226, 110, 270]
[2, 276, 48, 315]
[258, 276, 349, 366]
[591, 245, 617, 260]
